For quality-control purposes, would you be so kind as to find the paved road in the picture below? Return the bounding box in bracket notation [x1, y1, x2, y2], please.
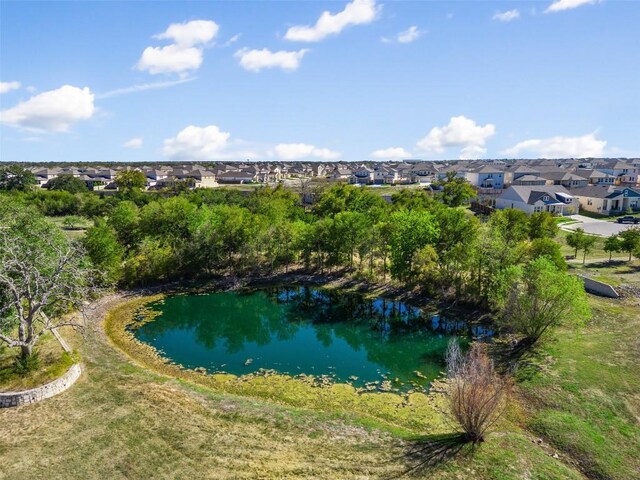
[562, 215, 637, 237]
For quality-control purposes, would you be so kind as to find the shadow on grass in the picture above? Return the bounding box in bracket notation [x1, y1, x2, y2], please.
[391, 433, 472, 478]
[488, 337, 536, 375]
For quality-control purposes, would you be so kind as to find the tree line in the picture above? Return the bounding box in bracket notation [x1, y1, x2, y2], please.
[4, 171, 626, 363]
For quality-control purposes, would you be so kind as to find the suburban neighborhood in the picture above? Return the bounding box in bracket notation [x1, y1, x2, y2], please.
[20, 157, 640, 217]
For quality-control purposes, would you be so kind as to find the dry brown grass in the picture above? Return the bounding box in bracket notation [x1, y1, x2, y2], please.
[0, 297, 406, 479]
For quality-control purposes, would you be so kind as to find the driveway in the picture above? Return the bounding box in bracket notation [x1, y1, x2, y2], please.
[561, 215, 637, 237]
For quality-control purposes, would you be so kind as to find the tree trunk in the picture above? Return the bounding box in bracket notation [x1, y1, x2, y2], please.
[21, 343, 33, 359]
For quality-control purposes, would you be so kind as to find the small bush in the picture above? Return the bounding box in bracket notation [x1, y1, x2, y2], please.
[13, 351, 41, 376]
[445, 340, 511, 443]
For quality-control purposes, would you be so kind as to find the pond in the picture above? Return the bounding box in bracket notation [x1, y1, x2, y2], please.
[133, 286, 491, 391]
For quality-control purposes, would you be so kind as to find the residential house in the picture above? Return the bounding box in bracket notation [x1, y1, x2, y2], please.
[571, 186, 640, 215]
[465, 165, 505, 190]
[539, 171, 589, 189]
[496, 185, 578, 215]
[512, 174, 547, 186]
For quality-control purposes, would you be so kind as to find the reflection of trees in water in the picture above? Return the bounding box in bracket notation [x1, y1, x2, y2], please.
[138, 286, 486, 382]
[140, 292, 300, 354]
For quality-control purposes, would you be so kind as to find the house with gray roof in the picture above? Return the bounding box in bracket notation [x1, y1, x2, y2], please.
[571, 186, 640, 215]
[496, 185, 578, 215]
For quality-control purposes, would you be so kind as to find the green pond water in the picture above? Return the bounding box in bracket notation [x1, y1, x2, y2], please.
[134, 286, 491, 391]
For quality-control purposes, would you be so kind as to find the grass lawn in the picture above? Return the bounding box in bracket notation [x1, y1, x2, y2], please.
[520, 294, 640, 479]
[46, 215, 93, 240]
[0, 295, 585, 479]
[0, 332, 77, 392]
[556, 229, 636, 264]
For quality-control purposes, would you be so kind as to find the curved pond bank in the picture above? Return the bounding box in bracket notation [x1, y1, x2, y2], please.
[104, 286, 492, 433]
[132, 285, 491, 392]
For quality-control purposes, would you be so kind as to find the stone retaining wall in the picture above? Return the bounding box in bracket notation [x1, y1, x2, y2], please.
[0, 363, 81, 408]
[579, 275, 620, 298]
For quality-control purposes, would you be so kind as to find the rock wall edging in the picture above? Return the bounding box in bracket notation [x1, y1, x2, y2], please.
[0, 363, 81, 408]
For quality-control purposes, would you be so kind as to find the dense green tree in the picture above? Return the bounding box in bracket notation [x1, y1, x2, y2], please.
[619, 226, 640, 261]
[528, 238, 567, 270]
[435, 172, 477, 207]
[0, 166, 36, 191]
[473, 220, 528, 307]
[391, 189, 436, 211]
[139, 197, 200, 247]
[246, 185, 302, 223]
[566, 228, 588, 258]
[313, 184, 386, 219]
[114, 169, 147, 192]
[388, 209, 439, 281]
[122, 239, 174, 286]
[566, 228, 596, 263]
[333, 211, 371, 269]
[187, 187, 248, 208]
[489, 209, 530, 246]
[47, 173, 89, 193]
[83, 220, 124, 284]
[603, 235, 622, 262]
[499, 257, 590, 345]
[214, 205, 259, 269]
[433, 208, 480, 293]
[78, 192, 108, 218]
[107, 201, 141, 250]
[528, 212, 559, 240]
[25, 190, 81, 216]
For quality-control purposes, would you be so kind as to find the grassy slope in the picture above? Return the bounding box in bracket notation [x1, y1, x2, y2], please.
[0, 297, 583, 480]
[520, 279, 640, 479]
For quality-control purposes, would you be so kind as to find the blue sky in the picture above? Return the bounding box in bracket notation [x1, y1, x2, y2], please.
[1, 0, 638, 162]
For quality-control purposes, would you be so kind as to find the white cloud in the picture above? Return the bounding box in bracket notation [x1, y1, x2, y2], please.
[285, 0, 380, 42]
[371, 147, 412, 160]
[136, 44, 203, 75]
[163, 125, 231, 160]
[154, 20, 218, 47]
[97, 77, 195, 99]
[546, 0, 596, 13]
[269, 143, 341, 160]
[417, 116, 496, 159]
[397, 26, 424, 43]
[137, 20, 217, 75]
[123, 137, 143, 149]
[235, 48, 308, 72]
[0, 85, 95, 132]
[493, 9, 520, 22]
[504, 133, 606, 158]
[382, 26, 425, 44]
[222, 33, 242, 47]
[0, 81, 21, 94]
[460, 145, 487, 159]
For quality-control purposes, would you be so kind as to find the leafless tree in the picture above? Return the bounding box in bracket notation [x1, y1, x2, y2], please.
[445, 339, 511, 443]
[0, 218, 93, 359]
